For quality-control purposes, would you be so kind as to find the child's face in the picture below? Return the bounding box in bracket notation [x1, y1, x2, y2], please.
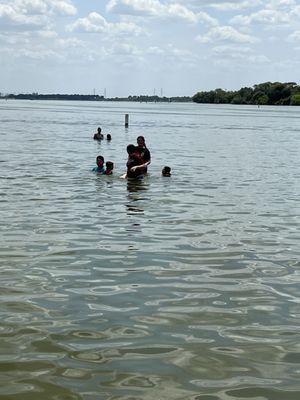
[97, 159, 104, 167]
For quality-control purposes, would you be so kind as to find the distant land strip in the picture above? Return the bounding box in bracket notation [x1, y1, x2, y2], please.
[1, 82, 300, 105]
[0, 93, 191, 103]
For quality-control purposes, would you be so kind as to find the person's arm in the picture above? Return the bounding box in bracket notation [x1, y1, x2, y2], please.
[130, 161, 150, 172]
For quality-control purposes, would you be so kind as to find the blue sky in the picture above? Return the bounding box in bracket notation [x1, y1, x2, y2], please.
[1, 0, 300, 96]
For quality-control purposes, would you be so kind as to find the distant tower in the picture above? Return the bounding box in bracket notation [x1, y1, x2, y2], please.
[160, 88, 163, 97]
[153, 88, 156, 96]
[104, 88, 106, 98]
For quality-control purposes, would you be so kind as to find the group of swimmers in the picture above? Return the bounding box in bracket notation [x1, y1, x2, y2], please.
[93, 126, 171, 178]
[93, 127, 111, 141]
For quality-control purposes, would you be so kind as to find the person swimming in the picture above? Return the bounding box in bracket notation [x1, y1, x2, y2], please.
[92, 155, 105, 173]
[162, 166, 171, 177]
[104, 161, 114, 175]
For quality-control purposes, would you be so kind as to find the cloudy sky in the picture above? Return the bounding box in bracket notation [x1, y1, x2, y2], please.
[1, 0, 300, 96]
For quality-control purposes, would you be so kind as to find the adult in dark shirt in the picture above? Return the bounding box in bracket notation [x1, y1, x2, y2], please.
[135, 136, 151, 173]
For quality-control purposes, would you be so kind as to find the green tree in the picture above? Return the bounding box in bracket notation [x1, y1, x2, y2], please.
[290, 93, 300, 105]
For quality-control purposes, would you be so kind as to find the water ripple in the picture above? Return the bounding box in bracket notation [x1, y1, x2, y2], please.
[1, 101, 300, 399]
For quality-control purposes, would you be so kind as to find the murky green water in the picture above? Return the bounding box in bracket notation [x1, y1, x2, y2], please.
[1, 100, 300, 399]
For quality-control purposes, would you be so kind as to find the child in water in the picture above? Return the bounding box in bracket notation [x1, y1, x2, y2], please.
[104, 161, 114, 175]
[92, 155, 105, 173]
[106, 134, 112, 141]
[162, 166, 171, 177]
[125, 144, 146, 179]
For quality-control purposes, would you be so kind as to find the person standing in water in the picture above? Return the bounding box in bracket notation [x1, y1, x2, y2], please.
[135, 136, 151, 173]
[121, 144, 149, 179]
[93, 127, 104, 141]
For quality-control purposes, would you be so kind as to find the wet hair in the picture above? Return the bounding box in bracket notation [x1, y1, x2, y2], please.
[137, 135, 145, 144]
[96, 155, 104, 163]
[127, 144, 136, 154]
[162, 166, 171, 176]
[106, 161, 114, 170]
[106, 134, 111, 140]
[97, 127, 102, 133]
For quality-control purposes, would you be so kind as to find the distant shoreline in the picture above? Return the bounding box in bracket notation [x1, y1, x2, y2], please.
[2, 82, 300, 105]
[0, 94, 192, 103]
[192, 82, 300, 106]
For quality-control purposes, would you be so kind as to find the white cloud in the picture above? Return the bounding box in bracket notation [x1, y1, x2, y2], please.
[176, 0, 263, 11]
[212, 44, 253, 56]
[67, 12, 144, 35]
[248, 54, 269, 63]
[210, 44, 269, 64]
[196, 26, 258, 44]
[67, 12, 108, 33]
[107, 0, 218, 25]
[287, 30, 300, 42]
[266, 0, 296, 10]
[0, 0, 77, 31]
[49, 0, 77, 16]
[290, 5, 300, 18]
[231, 9, 291, 26]
[0, 3, 48, 29]
[18, 47, 58, 59]
[15, 0, 48, 14]
[107, 0, 165, 16]
[146, 46, 164, 55]
[208, 0, 263, 11]
[109, 43, 140, 56]
[38, 29, 57, 37]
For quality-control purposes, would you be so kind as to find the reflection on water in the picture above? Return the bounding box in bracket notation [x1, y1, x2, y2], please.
[127, 177, 149, 192]
[126, 178, 149, 214]
[1, 100, 300, 399]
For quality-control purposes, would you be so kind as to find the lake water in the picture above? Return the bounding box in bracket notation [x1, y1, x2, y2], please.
[1, 100, 300, 400]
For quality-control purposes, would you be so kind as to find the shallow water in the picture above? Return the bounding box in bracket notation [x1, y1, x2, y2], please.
[1, 100, 300, 399]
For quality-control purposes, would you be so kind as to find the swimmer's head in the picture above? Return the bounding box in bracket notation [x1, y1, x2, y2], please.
[96, 155, 104, 167]
[162, 166, 171, 176]
[137, 136, 145, 146]
[127, 144, 136, 155]
[106, 161, 114, 171]
[97, 127, 102, 133]
[107, 134, 111, 141]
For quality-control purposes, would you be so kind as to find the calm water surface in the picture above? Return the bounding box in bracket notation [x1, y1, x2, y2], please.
[0, 100, 300, 399]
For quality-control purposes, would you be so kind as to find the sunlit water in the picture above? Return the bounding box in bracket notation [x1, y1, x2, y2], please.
[1, 100, 300, 400]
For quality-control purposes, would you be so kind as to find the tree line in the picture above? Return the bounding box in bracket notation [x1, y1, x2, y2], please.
[2, 83, 300, 105]
[192, 82, 300, 106]
[0, 93, 192, 103]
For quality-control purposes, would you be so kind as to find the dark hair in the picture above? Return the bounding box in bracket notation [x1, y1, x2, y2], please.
[107, 134, 111, 140]
[96, 155, 104, 162]
[137, 135, 147, 149]
[162, 166, 171, 176]
[106, 161, 114, 169]
[127, 144, 136, 154]
[97, 127, 102, 132]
